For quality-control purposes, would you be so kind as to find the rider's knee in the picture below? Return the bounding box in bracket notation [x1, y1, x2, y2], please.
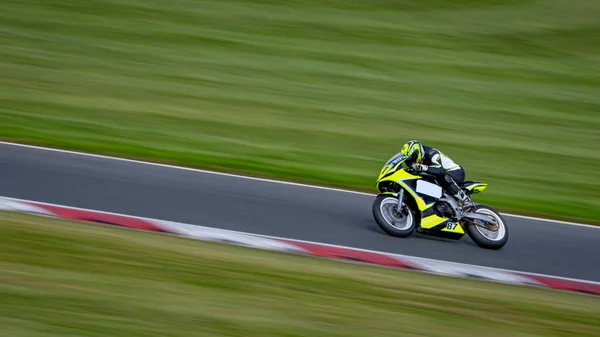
[444, 174, 454, 184]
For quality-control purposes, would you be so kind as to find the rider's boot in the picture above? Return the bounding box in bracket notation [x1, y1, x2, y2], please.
[446, 177, 474, 213]
[454, 189, 474, 212]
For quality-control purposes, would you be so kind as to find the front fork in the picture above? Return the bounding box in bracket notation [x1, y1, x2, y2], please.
[396, 189, 404, 212]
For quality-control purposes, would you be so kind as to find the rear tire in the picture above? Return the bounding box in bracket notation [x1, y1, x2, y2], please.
[464, 205, 509, 250]
[372, 194, 416, 238]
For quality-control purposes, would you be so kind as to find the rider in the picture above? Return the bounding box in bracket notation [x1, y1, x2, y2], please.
[400, 140, 474, 211]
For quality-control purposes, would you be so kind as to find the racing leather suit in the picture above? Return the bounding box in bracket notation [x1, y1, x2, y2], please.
[416, 145, 468, 203]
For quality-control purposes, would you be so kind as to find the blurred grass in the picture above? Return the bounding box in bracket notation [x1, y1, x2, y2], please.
[1, 211, 600, 337]
[1, 0, 599, 224]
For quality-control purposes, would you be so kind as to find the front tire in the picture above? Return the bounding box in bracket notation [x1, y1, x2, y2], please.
[372, 194, 416, 238]
[464, 205, 509, 250]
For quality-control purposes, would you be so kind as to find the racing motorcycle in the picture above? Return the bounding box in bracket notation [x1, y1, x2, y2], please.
[372, 152, 509, 250]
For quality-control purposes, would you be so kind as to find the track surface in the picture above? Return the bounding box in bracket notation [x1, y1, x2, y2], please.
[1, 143, 599, 282]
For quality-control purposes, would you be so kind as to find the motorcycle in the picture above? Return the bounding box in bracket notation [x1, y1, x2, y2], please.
[372, 152, 509, 250]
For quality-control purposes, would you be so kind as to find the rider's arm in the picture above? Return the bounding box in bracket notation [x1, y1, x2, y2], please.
[424, 152, 445, 175]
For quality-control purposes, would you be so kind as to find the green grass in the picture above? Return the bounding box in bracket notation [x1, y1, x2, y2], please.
[1, 0, 600, 224]
[1, 211, 599, 337]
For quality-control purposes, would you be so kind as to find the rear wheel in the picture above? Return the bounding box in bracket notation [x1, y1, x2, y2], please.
[464, 205, 509, 250]
[372, 194, 416, 238]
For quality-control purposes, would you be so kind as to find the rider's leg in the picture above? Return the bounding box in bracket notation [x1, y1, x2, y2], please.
[444, 169, 473, 209]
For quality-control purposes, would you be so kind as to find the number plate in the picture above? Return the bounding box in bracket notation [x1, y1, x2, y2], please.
[415, 180, 443, 198]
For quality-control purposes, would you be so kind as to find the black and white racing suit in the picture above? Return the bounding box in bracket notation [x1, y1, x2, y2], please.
[420, 145, 466, 198]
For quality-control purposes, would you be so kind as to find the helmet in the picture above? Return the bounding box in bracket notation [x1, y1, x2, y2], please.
[400, 140, 424, 163]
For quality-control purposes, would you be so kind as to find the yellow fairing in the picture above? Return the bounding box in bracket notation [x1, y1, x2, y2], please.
[377, 164, 395, 181]
[420, 214, 447, 229]
[418, 212, 465, 233]
[466, 183, 487, 193]
[378, 170, 430, 210]
[381, 168, 417, 181]
[377, 161, 409, 181]
[441, 222, 465, 234]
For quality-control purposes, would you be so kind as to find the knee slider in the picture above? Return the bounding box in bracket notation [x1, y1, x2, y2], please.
[444, 175, 454, 184]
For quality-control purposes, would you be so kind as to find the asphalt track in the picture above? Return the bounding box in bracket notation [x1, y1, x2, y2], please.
[1, 142, 599, 282]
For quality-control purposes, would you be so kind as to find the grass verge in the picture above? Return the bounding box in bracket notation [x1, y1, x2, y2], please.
[1, 0, 600, 224]
[1, 211, 600, 336]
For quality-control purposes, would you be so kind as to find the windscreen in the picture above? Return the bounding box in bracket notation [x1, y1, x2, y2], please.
[384, 153, 410, 166]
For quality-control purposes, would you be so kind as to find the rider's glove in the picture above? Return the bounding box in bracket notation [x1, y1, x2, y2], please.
[412, 163, 428, 172]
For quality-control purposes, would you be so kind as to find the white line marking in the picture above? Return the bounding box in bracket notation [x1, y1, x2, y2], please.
[0, 141, 373, 196]
[2, 195, 599, 286]
[1, 140, 597, 229]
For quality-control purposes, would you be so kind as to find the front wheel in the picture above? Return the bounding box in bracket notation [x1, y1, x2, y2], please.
[463, 205, 509, 250]
[372, 194, 416, 238]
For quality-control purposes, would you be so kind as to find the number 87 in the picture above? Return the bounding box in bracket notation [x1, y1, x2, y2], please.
[446, 222, 458, 230]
